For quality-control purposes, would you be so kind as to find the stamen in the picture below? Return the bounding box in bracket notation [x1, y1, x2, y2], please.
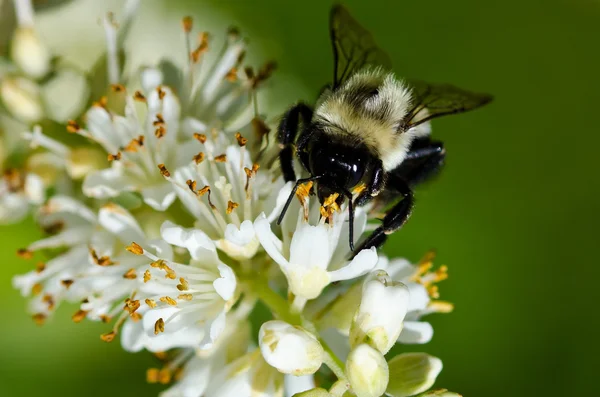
[225, 67, 237, 82]
[181, 16, 193, 33]
[126, 242, 144, 255]
[61, 279, 74, 289]
[193, 152, 205, 164]
[32, 313, 46, 325]
[191, 32, 209, 63]
[31, 283, 42, 295]
[156, 86, 166, 100]
[145, 298, 157, 308]
[160, 296, 177, 306]
[123, 268, 137, 279]
[154, 318, 165, 334]
[124, 298, 141, 314]
[153, 113, 165, 126]
[17, 248, 33, 259]
[89, 248, 116, 266]
[108, 152, 122, 161]
[100, 315, 112, 323]
[100, 331, 116, 342]
[226, 200, 239, 214]
[178, 294, 192, 301]
[72, 310, 88, 323]
[214, 154, 227, 162]
[186, 179, 197, 193]
[133, 91, 146, 102]
[193, 132, 207, 143]
[155, 125, 166, 138]
[111, 83, 125, 92]
[235, 132, 247, 146]
[428, 300, 454, 313]
[176, 278, 189, 291]
[144, 270, 151, 283]
[157, 164, 171, 178]
[35, 262, 46, 273]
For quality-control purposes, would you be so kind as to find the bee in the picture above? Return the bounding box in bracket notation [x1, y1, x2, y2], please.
[277, 5, 492, 253]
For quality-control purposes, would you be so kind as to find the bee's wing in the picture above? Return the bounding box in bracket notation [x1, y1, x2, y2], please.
[401, 80, 493, 130]
[330, 4, 392, 88]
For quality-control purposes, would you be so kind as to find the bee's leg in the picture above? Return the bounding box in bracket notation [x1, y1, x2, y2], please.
[354, 161, 385, 207]
[353, 176, 414, 255]
[401, 141, 446, 186]
[277, 103, 313, 182]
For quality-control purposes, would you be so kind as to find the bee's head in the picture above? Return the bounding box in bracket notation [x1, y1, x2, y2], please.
[307, 134, 369, 195]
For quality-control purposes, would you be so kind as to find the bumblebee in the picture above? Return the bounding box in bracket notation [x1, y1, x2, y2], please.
[277, 5, 492, 253]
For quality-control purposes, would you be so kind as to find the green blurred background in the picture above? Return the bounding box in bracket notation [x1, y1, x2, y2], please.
[2, 0, 599, 396]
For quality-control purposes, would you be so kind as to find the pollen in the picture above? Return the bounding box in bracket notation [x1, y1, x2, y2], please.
[89, 248, 116, 266]
[193, 152, 205, 164]
[178, 294, 193, 301]
[130, 312, 142, 322]
[145, 298, 157, 308]
[100, 331, 116, 342]
[157, 86, 166, 100]
[181, 16, 193, 32]
[428, 300, 454, 313]
[198, 185, 210, 196]
[124, 135, 145, 152]
[352, 183, 367, 195]
[133, 90, 146, 102]
[186, 179, 197, 193]
[193, 133, 207, 143]
[61, 279, 74, 289]
[176, 277, 189, 291]
[100, 315, 112, 323]
[16, 248, 33, 259]
[35, 262, 46, 273]
[225, 67, 238, 82]
[157, 164, 171, 177]
[226, 200, 239, 214]
[155, 125, 166, 138]
[160, 296, 177, 306]
[147, 368, 160, 383]
[144, 270, 151, 283]
[72, 309, 88, 323]
[235, 132, 247, 146]
[108, 152, 122, 161]
[66, 120, 80, 133]
[296, 181, 313, 202]
[124, 298, 141, 314]
[126, 242, 144, 255]
[31, 283, 42, 296]
[32, 313, 46, 325]
[191, 32, 209, 62]
[214, 154, 227, 163]
[154, 318, 165, 334]
[110, 83, 125, 92]
[151, 259, 165, 268]
[42, 294, 55, 310]
[153, 113, 165, 126]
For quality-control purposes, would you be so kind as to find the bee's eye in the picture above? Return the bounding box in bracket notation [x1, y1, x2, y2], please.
[367, 87, 379, 97]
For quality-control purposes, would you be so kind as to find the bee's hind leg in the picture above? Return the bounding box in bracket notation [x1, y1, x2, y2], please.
[277, 103, 313, 182]
[352, 176, 414, 256]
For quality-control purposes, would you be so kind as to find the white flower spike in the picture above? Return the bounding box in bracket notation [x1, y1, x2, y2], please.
[346, 343, 389, 397]
[350, 270, 410, 354]
[259, 320, 324, 376]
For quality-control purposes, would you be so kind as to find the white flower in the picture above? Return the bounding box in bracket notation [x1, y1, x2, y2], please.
[120, 221, 237, 352]
[259, 320, 324, 375]
[386, 353, 443, 397]
[376, 255, 453, 344]
[77, 16, 273, 211]
[0, 167, 43, 224]
[10, 0, 51, 79]
[254, 205, 378, 301]
[346, 344, 389, 397]
[349, 270, 410, 354]
[172, 142, 290, 260]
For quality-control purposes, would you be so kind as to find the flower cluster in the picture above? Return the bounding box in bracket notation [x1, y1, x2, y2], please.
[6, 1, 460, 396]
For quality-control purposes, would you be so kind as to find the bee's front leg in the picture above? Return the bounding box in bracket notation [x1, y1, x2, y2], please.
[277, 103, 313, 182]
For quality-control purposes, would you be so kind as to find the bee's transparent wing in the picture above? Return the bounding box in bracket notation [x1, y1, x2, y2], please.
[330, 4, 392, 88]
[401, 80, 493, 130]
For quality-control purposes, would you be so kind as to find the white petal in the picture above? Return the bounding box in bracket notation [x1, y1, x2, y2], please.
[397, 321, 434, 344]
[199, 310, 227, 349]
[254, 213, 287, 268]
[329, 247, 378, 282]
[0, 192, 29, 224]
[346, 344, 389, 397]
[213, 264, 236, 301]
[140, 67, 163, 93]
[265, 180, 292, 223]
[406, 282, 430, 312]
[98, 204, 145, 244]
[160, 221, 217, 261]
[284, 374, 315, 397]
[141, 182, 177, 211]
[288, 223, 331, 270]
[24, 173, 45, 204]
[224, 220, 255, 246]
[42, 195, 96, 222]
[83, 167, 133, 198]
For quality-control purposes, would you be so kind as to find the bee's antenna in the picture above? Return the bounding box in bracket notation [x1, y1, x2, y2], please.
[277, 175, 321, 226]
[342, 189, 355, 251]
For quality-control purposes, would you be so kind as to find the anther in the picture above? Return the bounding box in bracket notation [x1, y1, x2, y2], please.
[182, 16, 193, 33]
[17, 248, 33, 259]
[133, 91, 146, 102]
[32, 313, 46, 325]
[160, 296, 177, 306]
[126, 242, 144, 255]
[123, 268, 137, 279]
[145, 298, 157, 308]
[157, 164, 171, 178]
[100, 331, 116, 342]
[66, 120, 80, 133]
[153, 113, 165, 126]
[154, 318, 165, 334]
[235, 132, 247, 146]
[155, 125, 166, 138]
[226, 200, 239, 214]
[110, 84, 125, 92]
[143, 270, 151, 283]
[193, 152, 205, 164]
[186, 179, 197, 193]
[61, 279, 74, 289]
[214, 154, 227, 163]
[176, 277, 189, 291]
[72, 309, 88, 323]
[193, 133, 207, 143]
[156, 86, 166, 100]
[108, 152, 122, 161]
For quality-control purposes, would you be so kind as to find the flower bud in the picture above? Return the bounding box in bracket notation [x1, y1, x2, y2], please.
[386, 353, 443, 397]
[1, 76, 43, 122]
[10, 27, 51, 79]
[41, 68, 90, 123]
[346, 344, 389, 397]
[350, 270, 409, 354]
[259, 321, 324, 375]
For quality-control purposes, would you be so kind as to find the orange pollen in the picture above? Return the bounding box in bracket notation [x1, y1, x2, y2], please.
[157, 86, 166, 100]
[154, 318, 165, 334]
[31, 283, 43, 296]
[42, 294, 55, 310]
[35, 262, 46, 273]
[150, 259, 165, 268]
[176, 277, 189, 291]
[182, 16, 193, 32]
[130, 312, 142, 322]
[214, 154, 227, 163]
[160, 296, 177, 306]
[126, 242, 144, 255]
[235, 132, 247, 146]
[197, 186, 210, 196]
[32, 313, 46, 325]
[153, 113, 165, 126]
[110, 83, 125, 92]
[16, 248, 33, 259]
[89, 248, 115, 266]
[143, 270, 151, 283]
[124, 299, 141, 314]
[60, 279, 74, 289]
[100, 315, 112, 323]
[108, 152, 122, 161]
[186, 179, 197, 193]
[145, 298, 157, 308]
[193, 133, 207, 143]
[72, 309, 88, 323]
[66, 120, 80, 133]
[155, 125, 166, 138]
[178, 294, 193, 301]
[226, 200, 239, 214]
[133, 91, 146, 102]
[225, 67, 238, 82]
[192, 152, 205, 164]
[296, 181, 313, 202]
[157, 164, 171, 177]
[100, 331, 116, 342]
